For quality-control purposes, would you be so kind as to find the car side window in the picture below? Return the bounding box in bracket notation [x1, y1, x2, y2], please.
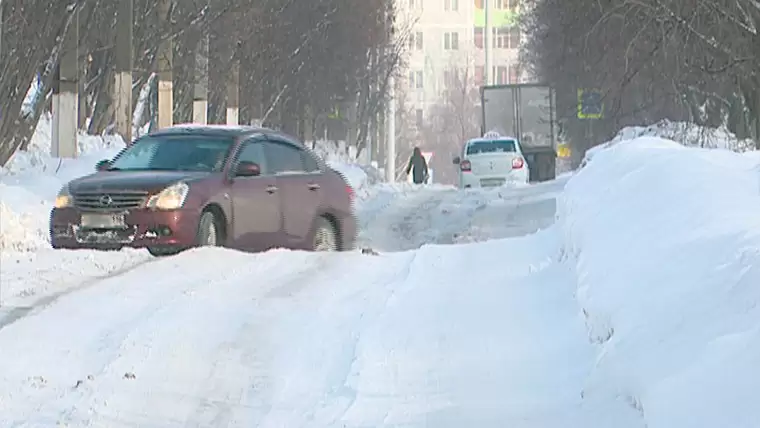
[264, 141, 306, 175]
[301, 150, 321, 173]
[236, 142, 268, 174]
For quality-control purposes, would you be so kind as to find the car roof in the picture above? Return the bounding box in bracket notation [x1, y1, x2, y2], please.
[466, 136, 519, 144]
[148, 124, 295, 142]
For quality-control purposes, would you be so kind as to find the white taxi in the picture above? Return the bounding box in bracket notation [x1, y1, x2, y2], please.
[452, 135, 529, 188]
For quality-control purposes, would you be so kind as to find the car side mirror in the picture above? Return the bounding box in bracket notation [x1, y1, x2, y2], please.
[452, 156, 460, 165]
[95, 159, 111, 171]
[235, 161, 261, 177]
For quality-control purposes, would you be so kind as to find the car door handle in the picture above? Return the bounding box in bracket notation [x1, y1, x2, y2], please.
[266, 185, 278, 194]
[307, 183, 320, 191]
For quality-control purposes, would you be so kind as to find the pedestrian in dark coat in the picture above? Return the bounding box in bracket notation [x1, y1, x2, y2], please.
[405, 147, 429, 184]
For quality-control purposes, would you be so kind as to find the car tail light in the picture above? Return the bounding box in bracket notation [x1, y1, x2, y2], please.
[512, 157, 524, 169]
[460, 160, 471, 172]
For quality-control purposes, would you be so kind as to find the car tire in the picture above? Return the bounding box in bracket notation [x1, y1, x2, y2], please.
[147, 211, 219, 257]
[312, 217, 338, 252]
[147, 246, 181, 257]
[196, 210, 220, 247]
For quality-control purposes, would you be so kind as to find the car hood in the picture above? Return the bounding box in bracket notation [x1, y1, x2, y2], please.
[68, 171, 212, 193]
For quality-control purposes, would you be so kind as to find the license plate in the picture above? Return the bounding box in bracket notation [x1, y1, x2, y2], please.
[481, 178, 505, 187]
[81, 213, 126, 228]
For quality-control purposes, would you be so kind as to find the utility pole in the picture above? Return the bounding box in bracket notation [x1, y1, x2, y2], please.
[386, 73, 396, 182]
[52, 9, 79, 158]
[114, 0, 133, 143]
[193, 12, 209, 124]
[484, 0, 492, 85]
[226, 43, 239, 124]
[157, 0, 173, 128]
[0, 0, 4, 63]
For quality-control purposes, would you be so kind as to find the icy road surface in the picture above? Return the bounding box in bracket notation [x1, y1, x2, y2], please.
[0, 178, 640, 427]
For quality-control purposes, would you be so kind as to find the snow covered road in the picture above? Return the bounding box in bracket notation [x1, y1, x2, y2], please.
[0, 234, 637, 427]
[357, 179, 566, 251]
[0, 177, 642, 428]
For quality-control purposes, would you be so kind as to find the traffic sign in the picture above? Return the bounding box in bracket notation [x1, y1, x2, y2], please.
[421, 151, 433, 164]
[557, 143, 571, 158]
[577, 89, 603, 119]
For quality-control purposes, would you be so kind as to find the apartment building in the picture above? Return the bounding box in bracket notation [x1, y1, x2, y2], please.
[397, 0, 524, 124]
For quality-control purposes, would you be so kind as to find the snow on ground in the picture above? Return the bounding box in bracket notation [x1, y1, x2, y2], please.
[356, 178, 567, 251]
[582, 120, 757, 166]
[2, 116, 759, 426]
[560, 136, 760, 427]
[0, 187, 643, 427]
[1, 114, 126, 251]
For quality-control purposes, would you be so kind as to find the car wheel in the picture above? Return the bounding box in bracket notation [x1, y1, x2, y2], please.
[312, 217, 338, 252]
[197, 211, 220, 247]
[147, 247, 182, 257]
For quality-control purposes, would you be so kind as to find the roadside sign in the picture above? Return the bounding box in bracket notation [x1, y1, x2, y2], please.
[557, 143, 571, 158]
[421, 151, 433, 164]
[577, 89, 603, 119]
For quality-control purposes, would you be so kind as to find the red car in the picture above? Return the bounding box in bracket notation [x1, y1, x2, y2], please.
[50, 125, 357, 256]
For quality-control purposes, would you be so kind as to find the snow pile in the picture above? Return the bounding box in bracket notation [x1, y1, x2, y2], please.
[559, 136, 760, 427]
[311, 139, 384, 191]
[1, 115, 125, 251]
[583, 120, 757, 167]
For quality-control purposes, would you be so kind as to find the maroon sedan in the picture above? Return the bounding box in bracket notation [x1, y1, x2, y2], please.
[50, 125, 357, 256]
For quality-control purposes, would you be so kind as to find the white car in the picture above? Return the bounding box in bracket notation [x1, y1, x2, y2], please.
[453, 136, 529, 188]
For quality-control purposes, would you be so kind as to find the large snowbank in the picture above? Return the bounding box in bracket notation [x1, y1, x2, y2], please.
[559, 136, 760, 427]
[1, 115, 125, 251]
[310, 139, 383, 192]
[583, 120, 757, 166]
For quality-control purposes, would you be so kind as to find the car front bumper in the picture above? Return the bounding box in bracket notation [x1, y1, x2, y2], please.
[50, 207, 201, 250]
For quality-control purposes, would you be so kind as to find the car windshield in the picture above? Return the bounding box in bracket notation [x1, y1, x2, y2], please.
[108, 135, 234, 172]
[466, 140, 517, 155]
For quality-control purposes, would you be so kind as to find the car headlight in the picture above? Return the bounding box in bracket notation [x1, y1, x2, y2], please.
[54, 185, 72, 208]
[146, 182, 190, 210]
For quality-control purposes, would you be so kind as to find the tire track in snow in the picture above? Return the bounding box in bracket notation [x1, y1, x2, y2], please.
[0, 248, 324, 427]
[357, 186, 456, 252]
[52, 250, 347, 427]
[0, 253, 155, 331]
[247, 250, 420, 428]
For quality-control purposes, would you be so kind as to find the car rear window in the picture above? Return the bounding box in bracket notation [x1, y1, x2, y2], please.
[466, 140, 517, 155]
[109, 135, 235, 172]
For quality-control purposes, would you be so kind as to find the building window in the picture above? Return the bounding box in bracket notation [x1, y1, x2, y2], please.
[495, 65, 508, 84]
[409, 70, 424, 88]
[415, 109, 424, 128]
[444, 32, 459, 50]
[444, 69, 460, 88]
[409, 31, 423, 50]
[444, 0, 459, 10]
[475, 66, 484, 86]
[474, 27, 483, 48]
[508, 64, 520, 83]
[495, 0, 519, 9]
[494, 28, 507, 48]
[508, 27, 520, 48]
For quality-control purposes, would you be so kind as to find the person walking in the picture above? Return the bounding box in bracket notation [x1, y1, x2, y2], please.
[405, 146, 429, 184]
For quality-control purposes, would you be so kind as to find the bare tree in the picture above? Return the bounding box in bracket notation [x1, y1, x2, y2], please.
[522, 0, 760, 160]
[0, 0, 407, 166]
[419, 54, 480, 184]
